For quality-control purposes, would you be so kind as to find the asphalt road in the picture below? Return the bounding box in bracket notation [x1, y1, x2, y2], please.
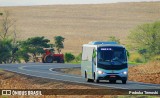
[0, 63, 160, 89]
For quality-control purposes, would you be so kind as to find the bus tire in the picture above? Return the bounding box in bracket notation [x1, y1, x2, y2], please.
[85, 72, 93, 82]
[94, 73, 99, 83]
[88, 79, 94, 82]
[122, 80, 127, 84]
[94, 79, 99, 83]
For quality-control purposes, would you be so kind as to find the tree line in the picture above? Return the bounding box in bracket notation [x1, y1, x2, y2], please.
[0, 36, 65, 63]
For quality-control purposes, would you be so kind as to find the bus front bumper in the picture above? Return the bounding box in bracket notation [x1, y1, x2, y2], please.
[97, 75, 127, 80]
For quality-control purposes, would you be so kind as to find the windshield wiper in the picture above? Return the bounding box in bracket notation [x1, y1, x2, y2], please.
[104, 60, 111, 62]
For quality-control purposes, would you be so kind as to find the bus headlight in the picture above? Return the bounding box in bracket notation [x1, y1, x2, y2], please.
[123, 71, 127, 75]
[97, 70, 103, 74]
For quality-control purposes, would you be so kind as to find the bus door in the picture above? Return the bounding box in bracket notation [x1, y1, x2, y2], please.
[92, 48, 97, 78]
[83, 46, 95, 79]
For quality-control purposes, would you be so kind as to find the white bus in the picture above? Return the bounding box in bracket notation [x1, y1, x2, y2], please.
[81, 41, 128, 84]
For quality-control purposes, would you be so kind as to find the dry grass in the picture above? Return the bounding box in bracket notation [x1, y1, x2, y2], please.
[129, 61, 160, 84]
[0, 2, 160, 54]
[129, 61, 160, 74]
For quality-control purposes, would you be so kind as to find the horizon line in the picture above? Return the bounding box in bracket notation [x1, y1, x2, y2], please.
[0, 1, 159, 7]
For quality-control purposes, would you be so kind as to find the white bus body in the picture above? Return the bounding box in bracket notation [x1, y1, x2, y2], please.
[81, 41, 128, 84]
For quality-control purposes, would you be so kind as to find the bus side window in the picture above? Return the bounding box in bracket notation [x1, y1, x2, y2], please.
[82, 46, 89, 61]
[82, 47, 85, 60]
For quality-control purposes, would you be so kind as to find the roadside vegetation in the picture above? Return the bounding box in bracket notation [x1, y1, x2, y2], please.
[17, 36, 51, 63]
[64, 52, 75, 63]
[54, 36, 65, 54]
[129, 21, 160, 62]
[0, 35, 65, 63]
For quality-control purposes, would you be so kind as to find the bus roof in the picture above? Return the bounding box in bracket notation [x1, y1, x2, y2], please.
[88, 41, 117, 45]
[83, 41, 125, 48]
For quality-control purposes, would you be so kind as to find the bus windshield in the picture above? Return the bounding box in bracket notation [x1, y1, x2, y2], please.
[98, 47, 127, 63]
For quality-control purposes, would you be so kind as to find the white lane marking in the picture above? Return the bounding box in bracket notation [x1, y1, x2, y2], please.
[49, 68, 53, 72]
[18, 66, 160, 89]
[19, 66, 82, 79]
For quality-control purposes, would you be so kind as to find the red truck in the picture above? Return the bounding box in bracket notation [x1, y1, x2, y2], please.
[42, 48, 64, 63]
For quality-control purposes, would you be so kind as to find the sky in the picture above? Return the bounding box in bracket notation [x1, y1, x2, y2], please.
[0, 0, 160, 6]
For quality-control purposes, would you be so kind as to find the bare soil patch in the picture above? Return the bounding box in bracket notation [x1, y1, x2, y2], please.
[129, 61, 160, 84]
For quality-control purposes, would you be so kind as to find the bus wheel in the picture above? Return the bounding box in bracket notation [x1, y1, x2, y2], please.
[94, 73, 99, 83]
[122, 80, 127, 84]
[85, 72, 93, 82]
[109, 80, 116, 84]
[94, 79, 99, 83]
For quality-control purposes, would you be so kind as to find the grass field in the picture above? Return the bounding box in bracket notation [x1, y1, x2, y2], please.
[0, 2, 160, 54]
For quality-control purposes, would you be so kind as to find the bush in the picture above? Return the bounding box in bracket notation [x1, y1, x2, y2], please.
[75, 53, 82, 62]
[65, 52, 75, 62]
[129, 53, 144, 63]
[128, 21, 160, 60]
[152, 55, 160, 61]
